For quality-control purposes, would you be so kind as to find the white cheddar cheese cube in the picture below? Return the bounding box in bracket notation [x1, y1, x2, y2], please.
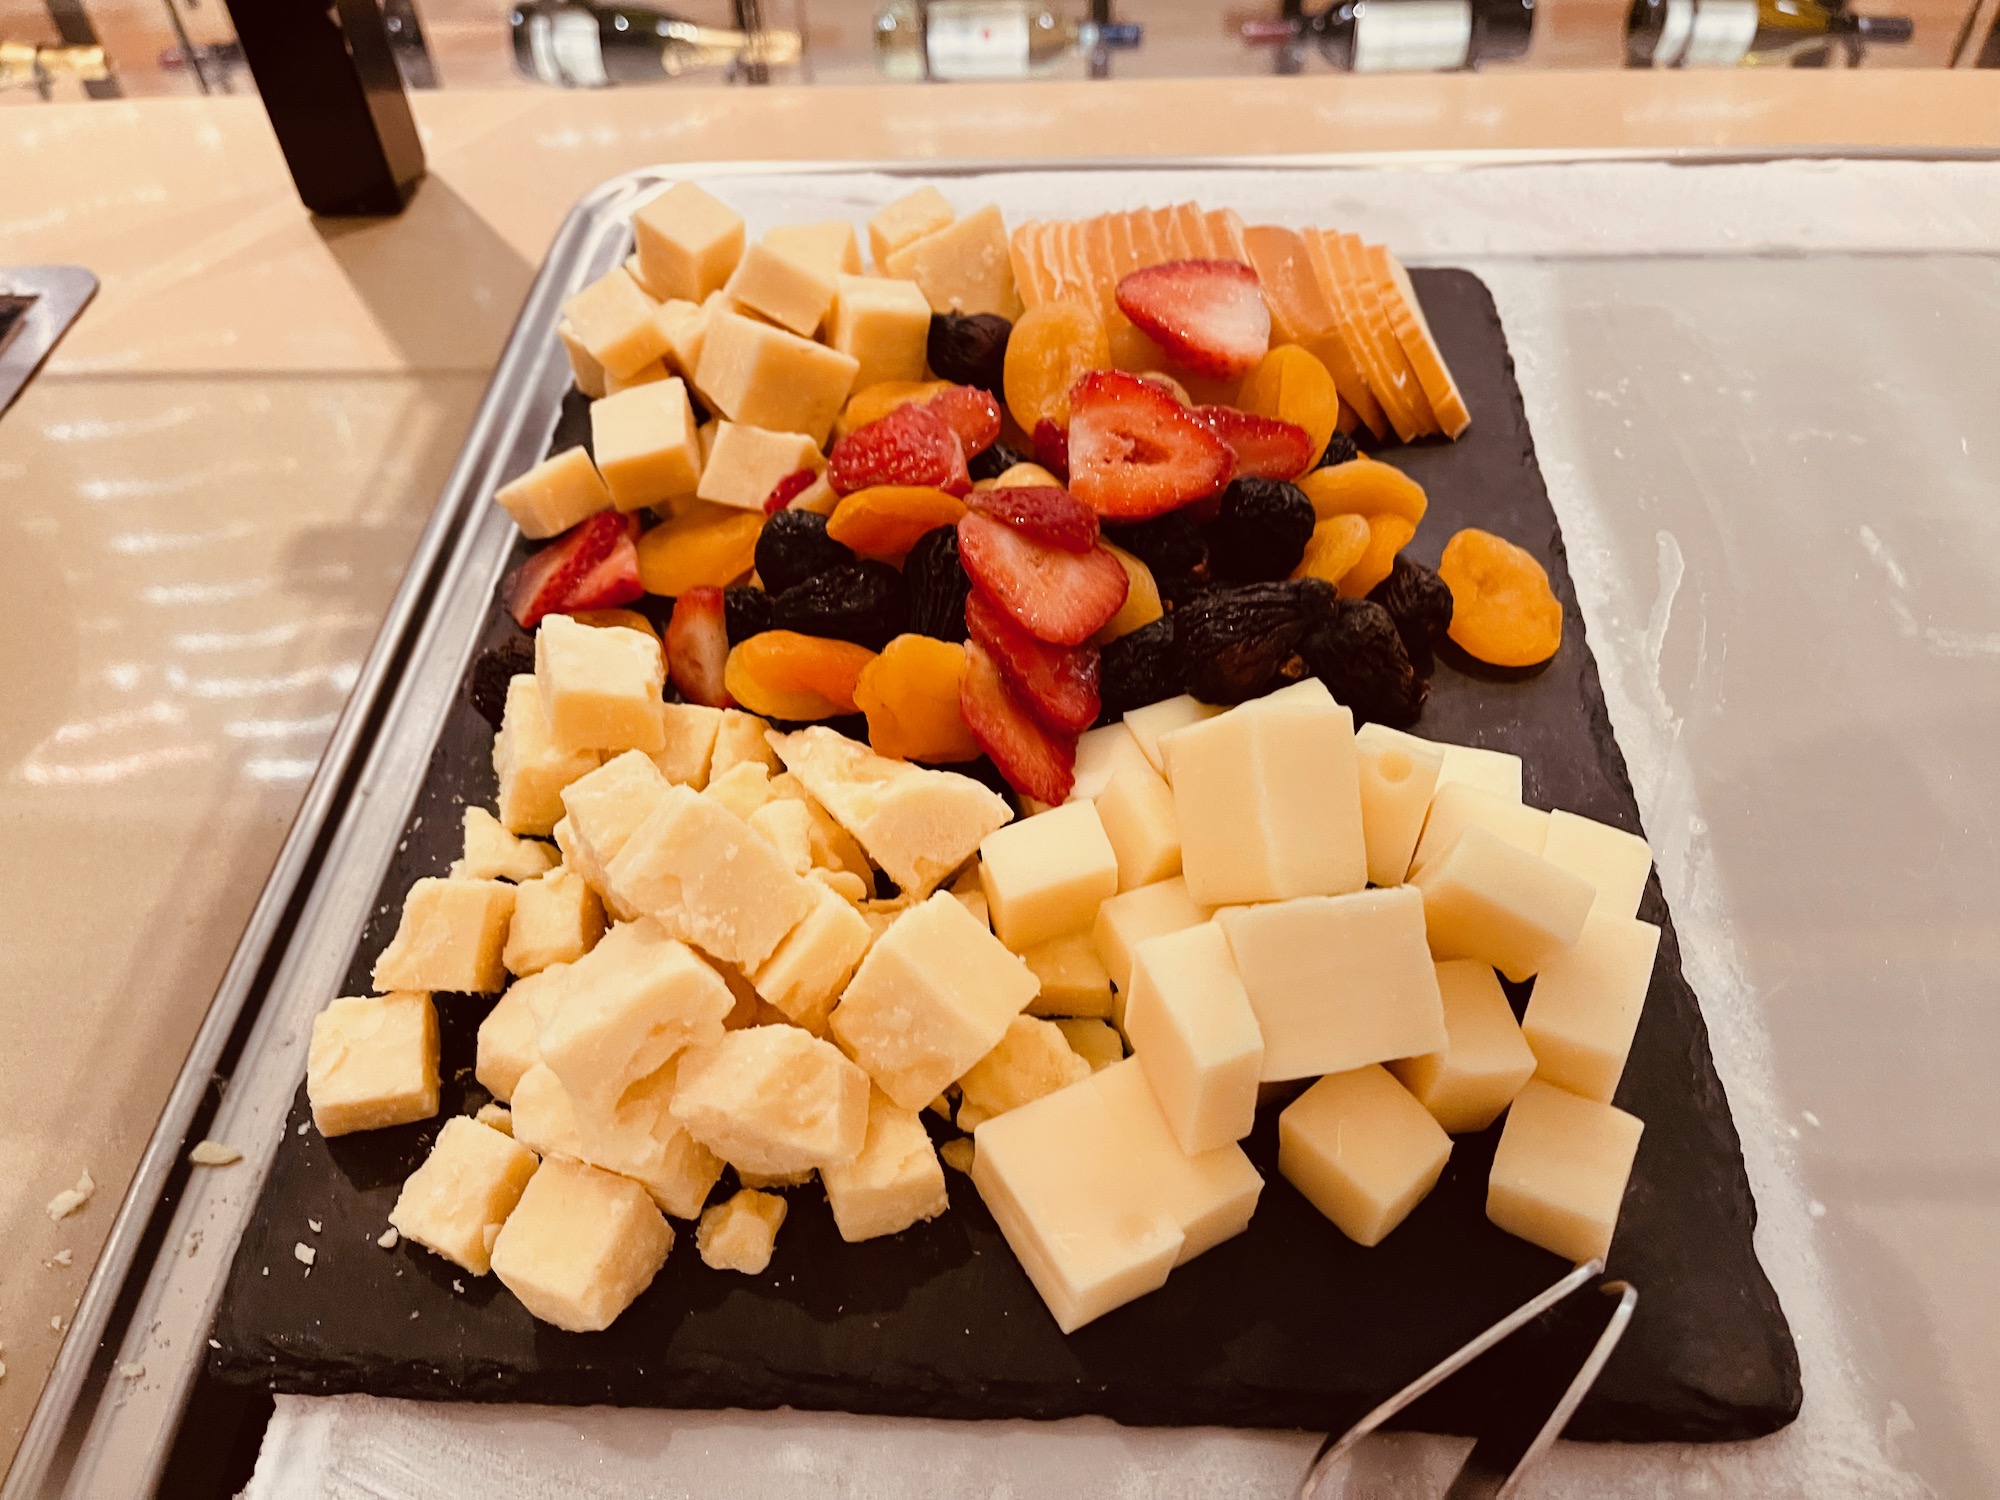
[308, 992, 440, 1136]
[389, 1116, 539, 1275]
[494, 675, 603, 837]
[1411, 782, 1550, 876]
[1067, 721, 1153, 802]
[710, 710, 783, 778]
[705, 760, 777, 822]
[1095, 763, 1181, 891]
[696, 421, 823, 512]
[633, 181, 745, 303]
[559, 319, 607, 399]
[571, 1052, 725, 1219]
[694, 309, 859, 447]
[504, 866, 605, 977]
[1541, 810, 1654, 921]
[979, 800, 1119, 953]
[697, 1188, 788, 1272]
[1054, 1017, 1124, 1072]
[747, 798, 815, 875]
[490, 1157, 674, 1331]
[495, 447, 612, 540]
[1279, 1066, 1451, 1247]
[372, 877, 515, 995]
[723, 239, 837, 338]
[1436, 743, 1523, 802]
[765, 219, 863, 279]
[536, 614, 667, 756]
[653, 295, 709, 380]
[476, 1103, 514, 1135]
[1022, 931, 1114, 1019]
[822, 1087, 950, 1242]
[564, 265, 666, 380]
[475, 964, 572, 1102]
[653, 703, 725, 787]
[559, 749, 674, 919]
[1124, 923, 1263, 1154]
[868, 186, 954, 269]
[829, 274, 932, 389]
[882, 204, 1022, 319]
[1092, 876, 1213, 999]
[956, 1015, 1091, 1131]
[1520, 913, 1661, 1103]
[831, 890, 1038, 1110]
[1389, 960, 1536, 1134]
[670, 1024, 871, 1176]
[509, 1062, 585, 1161]
[590, 379, 703, 513]
[1487, 1080, 1643, 1264]
[1220, 888, 1446, 1081]
[751, 880, 873, 1032]
[1414, 826, 1595, 983]
[1124, 695, 1222, 775]
[1354, 722, 1446, 887]
[456, 807, 559, 884]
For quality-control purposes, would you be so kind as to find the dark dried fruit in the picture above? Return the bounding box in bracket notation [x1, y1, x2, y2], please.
[467, 635, 535, 729]
[1316, 430, 1361, 469]
[903, 525, 971, 643]
[1204, 477, 1315, 584]
[928, 313, 1012, 398]
[1099, 616, 1182, 720]
[968, 440, 1031, 484]
[1302, 598, 1427, 729]
[1366, 555, 1455, 676]
[723, 586, 775, 645]
[770, 559, 906, 650]
[755, 509, 853, 597]
[1174, 579, 1337, 704]
[1103, 512, 1208, 606]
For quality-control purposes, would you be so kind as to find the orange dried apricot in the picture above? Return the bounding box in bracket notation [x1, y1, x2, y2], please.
[636, 503, 765, 596]
[1003, 301, 1110, 431]
[1092, 543, 1163, 644]
[1338, 514, 1417, 599]
[1293, 513, 1372, 587]
[854, 634, 983, 763]
[1298, 457, 1428, 527]
[1238, 346, 1341, 469]
[825, 486, 968, 563]
[724, 631, 878, 721]
[1437, 528, 1563, 667]
[835, 380, 953, 441]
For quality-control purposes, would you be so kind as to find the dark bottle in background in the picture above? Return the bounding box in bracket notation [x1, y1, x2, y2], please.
[1625, 0, 1912, 65]
[510, 0, 800, 85]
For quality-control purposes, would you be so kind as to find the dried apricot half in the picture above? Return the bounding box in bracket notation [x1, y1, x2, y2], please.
[826, 486, 968, 563]
[1003, 301, 1110, 432]
[1294, 513, 1372, 587]
[855, 634, 983, 764]
[1298, 457, 1428, 527]
[724, 631, 878, 721]
[636, 503, 765, 596]
[1438, 528, 1563, 667]
[1338, 514, 1417, 599]
[1238, 346, 1341, 470]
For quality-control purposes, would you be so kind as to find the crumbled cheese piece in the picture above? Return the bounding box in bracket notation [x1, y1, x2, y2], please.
[188, 1141, 242, 1167]
[45, 1170, 95, 1221]
[378, 1227, 400, 1249]
[697, 1189, 789, 1273]
[938, 1137, 975, 1175]
[308, 1218, 323, 1233]
[294, 1242, 317, 1267]
[120, 1362, 145, 1379]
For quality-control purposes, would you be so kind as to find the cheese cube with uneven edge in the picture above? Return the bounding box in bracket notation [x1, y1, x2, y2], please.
[822, 1087, 950, 1241]
[1095, 763, 1181, 891]
[1022, 931, 1114, 1019]
[1124, 695, 1223, 775]
[653, 703, 725, 788]
[559, 749, 674, 920]
[475, 964, 573, 1103]
[308, 992, 439, 1136]
[503, 865, 605, 978]
[1220, 887, 1447, 1081]
[654, 296, 710, 380]
[389, 1117, 539, 1276]
[1410, 782, 1550, 877]
[1487, 1080, 1643, 1264]
[1354, 722, 1446, 887]
[831, 890, 1039, 1110]
[372, 877, 515, 995]
[723, 239, 838, 338]
[1092, 876, 1214, 999]
[509, 1062, 585, 1160]
[697, 1189, 788, 1272]
[476, 1103, 514, 1135]
[1389, 960, 1537, 1134]
[495, 447, 612, 540]
[1521, 913, 1661, 1103]
[490, 1157, 674, 1332]
[590, 379, 703, 513]
[705, 760, 777, 822]
[1414, 826, 1595, 983]
[979, 801, 1120, 952]
[765, 219, 863, 280]
[1279, 1065, 1452, 1247]
[1541, 810, 1655, 921]
[1165, 679, 1366, 907]
[829, 275, 931, 390]
[883, 204, 1023, 319]
[606, 357, 670, 396]
[711, 710, 783, 778]
[559, 320, 607, 399]
[633, 180, 745, 303]
[869, 186, 954, 270]
[572, 1052, 725, 1219]
[494, 675, 602, 837]
[1055, 1017, 1124, 1072]
[956, 1015, 1091, 1131]
[563, 265, 667, 380]
[751, 881, 873, 1032]
[1067, 721, 1153, 802]
[1124, 923, 1263, 1155]
[1436, 743, 1523, 803]
[748, 798, 815, 875]
[536, 614, 667, 757]
[670, 1024, 871, 1176]
[624, 250, 665, 301]
[694, 309, 859, 447]
[456, 807, 559, 884]
[696, 421, 823, 512]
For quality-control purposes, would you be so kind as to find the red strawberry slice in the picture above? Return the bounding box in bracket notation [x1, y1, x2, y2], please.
[925, 385, 1002, 459]
[762, 469, 817, 515]
[960, 640, 1077, 806]
[666, 586, 733, 708]
[957, 512, 1128, 649]
[1065, 370, 1234, 520]
[965, 588, 1100, 734]
[502, 511, 642, 629]
[1114, 260, 1271, 380]
[828, 402, 970, 497]
[1031, 418, 1069, 482]
[963, 485, 1099, 553]
[1196, 405, 1316, 481]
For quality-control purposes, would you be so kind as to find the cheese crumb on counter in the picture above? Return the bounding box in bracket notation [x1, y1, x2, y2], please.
[45, 1170, 95, 1222]
[294, 1242, 317, 1267]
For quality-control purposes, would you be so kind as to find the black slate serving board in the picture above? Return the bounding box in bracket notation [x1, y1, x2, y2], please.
[211, 269, 1801, 1444]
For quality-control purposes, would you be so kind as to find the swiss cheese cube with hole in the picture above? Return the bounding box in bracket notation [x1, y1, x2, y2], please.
[1123, 923, 1263, 1156]
[670, 1024, 872, 1176]
[1021, 931, 1114, 1019]
[696, 421, 824, 512]
[698, 1188, 788, 1272]
[1414, 826, 1594, 983]
[495, 447, 612, 540]
[882, 204, 1022, 319]
[829, 275, 932, 390]
[823, 1086, 950, 1242]
[956, 1015, 1091, 1131]
[1124, 695, 1223, 775]
[308, 991, 440, 1136]
[765, 219, 863, 280]
[694, 309, 859, 447]
[490, 1156, 674, 1331]
[1487, 1080, 1643, 1264]
[1436, 743, 1523, 802]
[868, 186, 954, 270]
[1092, 876, 1214, 1001]
[494, 674, 603, 837]
[389, 1116, 540, 1276]
[509, 1062, 584, 1161]
[653, 703, 725, 788]
[504, 865, 605, 977]
[1410, 782, 1550, 877]
[475, 963, 572, 1103]
[978, 800, 1120, 953]
[455, 807, 559, 884]
[831, 890, 1039, 1111]
[372, 877, 515, 995]
[1094, 763, 1181, 891]
[1279, 1065, 1452, 1248]
[559, 320, 607, 399]
[750, 880, 874, 1033]
[633, 180, 745, 304]
[563, 265, 667, 380]
[1068, 721, 1153, 802]
[571, 1052, 725, 1219]
[1388, 960, 1536, 1135]
[1353, 722, 1446, 887]
[1540, 810, 1655, 921]
[536, 613, 667, 757]
[1520, 912, 1661, 1103]
[723, 239, 838, 338]
[590, 379, 703, 513]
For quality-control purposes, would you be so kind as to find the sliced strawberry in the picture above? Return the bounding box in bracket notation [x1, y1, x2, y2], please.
[965, 588, 1100, 734]
[1031, 418, 1069, 482]
[960, 640, 1076, 805]
[762, 469, 817, 516]
[963, 485, 1099, 553]
[1065, 370, 1234, 520]
[925, 385, 1002, 459]
[957, 513, 1128, 649]
[502, 511, 642, 630]
[828, 402, 970, 497]
[1114, 260, 1271, 380]
[1196, 405, 1316, 481]
[666, 586, 733, 708]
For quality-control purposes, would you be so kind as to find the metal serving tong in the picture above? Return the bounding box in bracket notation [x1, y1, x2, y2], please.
[1299, 1261, 1639, 1500]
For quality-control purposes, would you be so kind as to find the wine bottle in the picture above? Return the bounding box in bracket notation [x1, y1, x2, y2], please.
[1625, 0, 1911, 66]
[510, 0, 800, 86]
[1239, 0, 1532, 72]
[874, 0, 1142, 80]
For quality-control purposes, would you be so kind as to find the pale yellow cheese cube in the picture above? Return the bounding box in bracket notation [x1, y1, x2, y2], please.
[786, 472, 841, 517]
[1067, 721, 1153, 802]
[372, 877, 515, 995]
[955, 885, 990, 928]
[979, 800, 1120, 952]
[308, 992, 440, 1136]
[1410, 782, 1550, 877]
[559, 319, 607, 399]
[1095, 763, 1181, 891]
[1414, 826, 1595, 982]
[490, 1156, 674, 1331]
[455, 807, 559, 884]
[696, 421, 824, 512]
[564, 265, 667, 380]
[868, 186, 954, 270]
[670, 1024, 871, 1176]
[1487, 1080, 1643, 1264]
[1437, 743, 1524, 802]
[1091, 876, 1213, 998]
[1219, 887, 1446, 1082]
[653, 703, 725, 787]
[883, 204, 1022, 319]
[1124, 694, 1222, 775]
[697, 1188, 788, 1272]
[571, 1052, 725, 1219]
[829, 274, 931, 390]
[711, 710, 783, 778]
[1054, 1017, 1124, 1072]
[495, 447, 612, 541]
[1389, 960, 1536, 1134]
[1354, 722, 1446, 887]
[475, 964, 572, 1102]
[559, 749, 674, 918]
[831, 890, 1038, 1110]
[389, 1116, 540, 1275]
[606, 357, 672, 396]
[750, 880, 873, 1032]
[812, 867, 871, 906]
[704, 760, 777, 822]
[535, 613, 666, 756]
[694, 309, 859, 447]
[1022, 931, 1114, 1019]
[723, 239, 838, 338]
[653, 295, 711, 380]
[956, 1015, 1091, 1131]
[1541, 810, 1654, 921]
[624, 250, 666, 302]
[476, 1103, 514, 1135]
[1279, 1065, 1451, 1247]
[503, 866, 605, 977]
[590, 379, 703, 513]
[747, 798, 815, 875]
[633, 180, 745, 303]
[494, 674, 603, 837]
[766, 219, 863, 279]
[509, 1062, 584, 1160]
[822, 1086, 950, 1242]
[1520, 913, 1661, 1103]
[1124, 923, 1262, 1155]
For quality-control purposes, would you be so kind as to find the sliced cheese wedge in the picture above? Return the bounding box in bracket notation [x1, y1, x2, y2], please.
[1241, 224, 1386, 439]
[1204, 207, 1250, 263]
[1306, 230, 1424, 443]
[1376, 247, 1471, 439]
[1010, 222, 1054, 308]
[1172, 202, 1214, 258]
[1338, 232, 1436, 438]
[1128, 207, 1165, 265]
[1082, 215, 1121, 317]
